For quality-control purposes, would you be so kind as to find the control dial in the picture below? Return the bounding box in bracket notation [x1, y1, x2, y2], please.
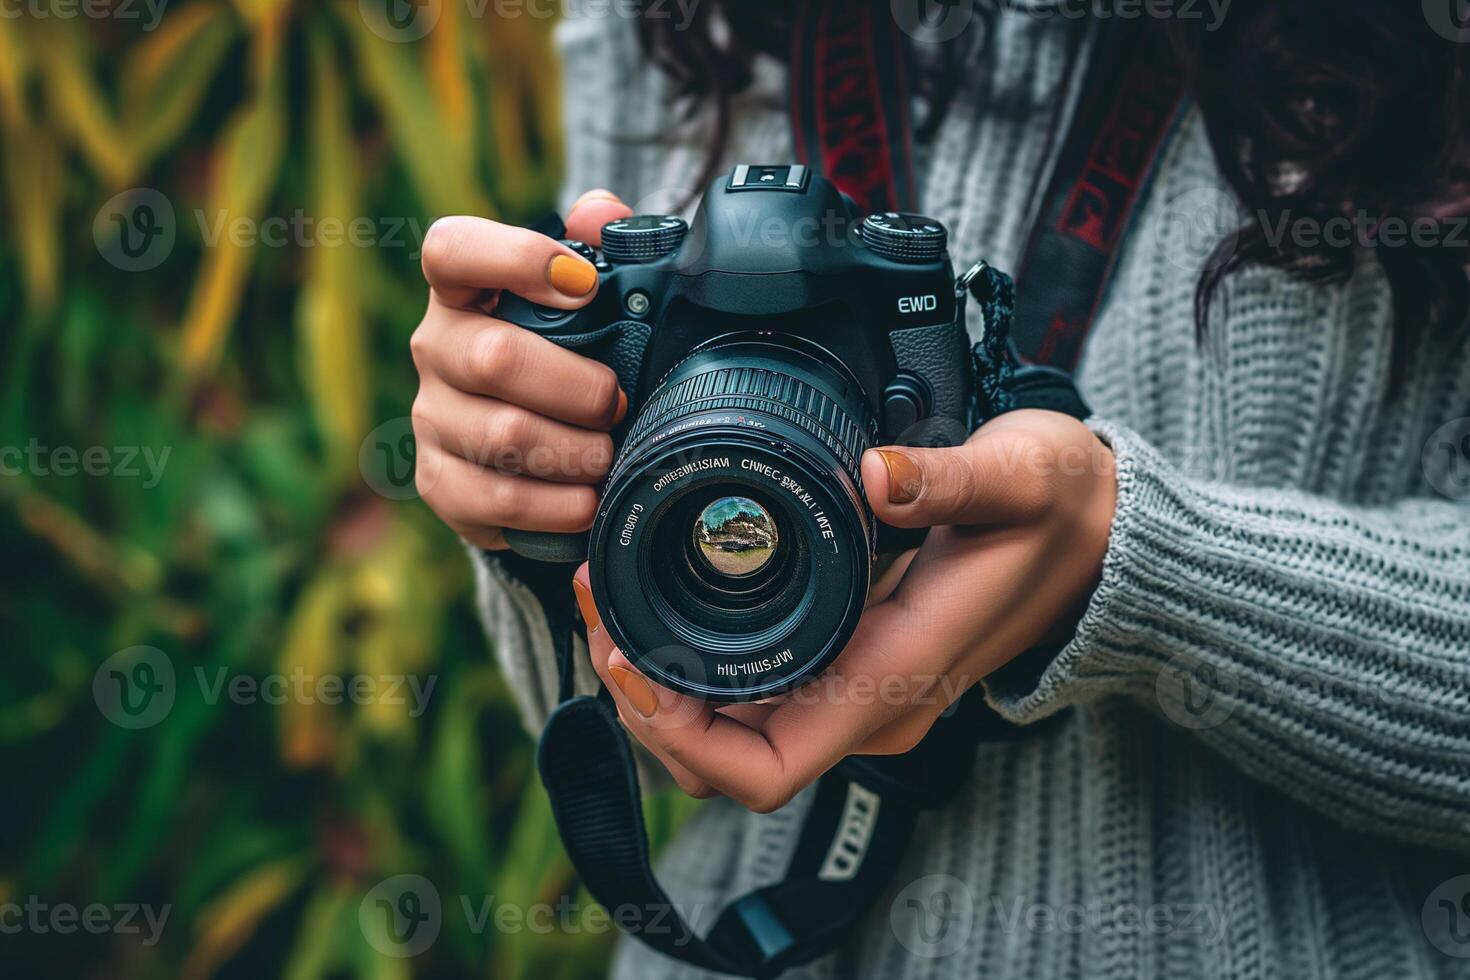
[600, 215, 688, 263]
[860, 212, 948, 263]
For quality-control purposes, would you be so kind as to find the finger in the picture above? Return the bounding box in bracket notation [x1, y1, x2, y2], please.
[565, 190, 633, 248]
[412, 305, 626, 430]
[860, 438, 1039, 529]
[421, 215, 601, 311]
[415, 445, 599, 533]
[612, 600, 935, 813]
[573, 566, 720, 799]
[413, 378, 613, 483]
[867, 548, 918, 607]
[442, 516, 508, 552]
[862, 411, 1109, 529]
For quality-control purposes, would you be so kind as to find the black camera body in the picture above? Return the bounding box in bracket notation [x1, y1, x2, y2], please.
[498, 165, 980, 702]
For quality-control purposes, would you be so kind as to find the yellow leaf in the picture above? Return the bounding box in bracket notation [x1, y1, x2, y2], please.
[122, 2, 239, 170]
[1, 117, 63, 310]
[342, 9, 492, 218]
[0, 16, 32, 127]
[277, 569, 348, 770]
[177, 42, 287, 379]
[34, 25, 133, 185]
[296, 25, 372, 481]
[181, 857, 309, 980]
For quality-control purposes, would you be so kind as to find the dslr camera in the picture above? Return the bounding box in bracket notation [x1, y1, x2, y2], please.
[498, 165, 988, 703]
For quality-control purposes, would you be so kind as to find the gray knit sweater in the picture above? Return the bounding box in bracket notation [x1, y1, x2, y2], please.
[470, 8, 1470, 978]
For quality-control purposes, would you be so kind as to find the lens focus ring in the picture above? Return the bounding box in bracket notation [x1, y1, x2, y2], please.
[619, 363, 876, 483]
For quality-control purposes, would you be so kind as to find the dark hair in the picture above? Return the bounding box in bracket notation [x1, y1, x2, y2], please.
[636, 1, 1470, 379]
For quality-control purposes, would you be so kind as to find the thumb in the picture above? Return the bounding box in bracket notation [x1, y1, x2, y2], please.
[565, 189, 633, 248]
[861, 441, 1039, 529]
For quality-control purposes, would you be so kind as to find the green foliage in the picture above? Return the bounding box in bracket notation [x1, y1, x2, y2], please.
[0, 3, 695, 976]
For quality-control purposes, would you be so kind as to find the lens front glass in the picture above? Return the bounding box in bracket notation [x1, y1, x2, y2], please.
[693, 495, 779, 580]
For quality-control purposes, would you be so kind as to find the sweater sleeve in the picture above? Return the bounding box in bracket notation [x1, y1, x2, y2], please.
[985, 419, 1470, 853]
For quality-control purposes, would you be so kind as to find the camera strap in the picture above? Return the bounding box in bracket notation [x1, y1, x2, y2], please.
[790, 6, 1188, 368]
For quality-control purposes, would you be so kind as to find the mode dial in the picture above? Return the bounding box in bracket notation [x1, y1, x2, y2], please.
[600, 215, 688, 263]
[860, 212, 948, 263]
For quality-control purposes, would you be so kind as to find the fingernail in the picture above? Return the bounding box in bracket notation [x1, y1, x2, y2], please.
[572, 578, 599, 633]
[612, 388, 628, 425]
[609, 665, 658, 718]
[876, 449, 922, 504]
[549, 254, 597, 297]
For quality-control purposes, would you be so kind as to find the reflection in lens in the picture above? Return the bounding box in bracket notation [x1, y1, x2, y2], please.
[694, 496, 778, 579]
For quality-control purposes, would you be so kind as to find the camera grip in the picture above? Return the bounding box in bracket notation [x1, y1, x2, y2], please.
[504, 529, 590, 564]
[489, 311, 653, 566]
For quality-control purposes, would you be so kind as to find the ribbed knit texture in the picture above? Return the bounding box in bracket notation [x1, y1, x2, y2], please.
[469, 7, 1470, 978]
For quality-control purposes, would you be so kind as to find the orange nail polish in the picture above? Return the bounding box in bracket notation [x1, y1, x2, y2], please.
[609, 665, 658, 718]
[572, 578, 599, 633]
[876, 449, 922, 504]
[549, 254, 597, 297]
[613, 388, 629, 425]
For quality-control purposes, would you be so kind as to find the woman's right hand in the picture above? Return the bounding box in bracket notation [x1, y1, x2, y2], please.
[411, 190, 634, 550]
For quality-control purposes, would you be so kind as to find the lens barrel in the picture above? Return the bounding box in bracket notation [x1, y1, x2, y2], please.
[587, 336, 877, 702]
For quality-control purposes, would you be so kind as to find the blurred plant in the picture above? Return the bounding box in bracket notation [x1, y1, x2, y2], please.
[0, 3, 699, 977]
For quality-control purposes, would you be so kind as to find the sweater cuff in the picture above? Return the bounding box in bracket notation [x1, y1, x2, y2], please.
[984, 419, 1174, 722]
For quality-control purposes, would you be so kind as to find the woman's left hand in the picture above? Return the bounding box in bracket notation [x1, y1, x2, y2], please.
[573, 409, 1118, 811]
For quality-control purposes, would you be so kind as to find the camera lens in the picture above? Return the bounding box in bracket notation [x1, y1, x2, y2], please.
[587, 336, 876, 702]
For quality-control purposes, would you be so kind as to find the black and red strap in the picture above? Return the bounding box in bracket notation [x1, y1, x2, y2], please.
[792, 9, 1187, 370]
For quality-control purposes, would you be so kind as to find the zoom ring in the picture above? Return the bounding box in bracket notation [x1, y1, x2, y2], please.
[619, 365, 877, 481]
